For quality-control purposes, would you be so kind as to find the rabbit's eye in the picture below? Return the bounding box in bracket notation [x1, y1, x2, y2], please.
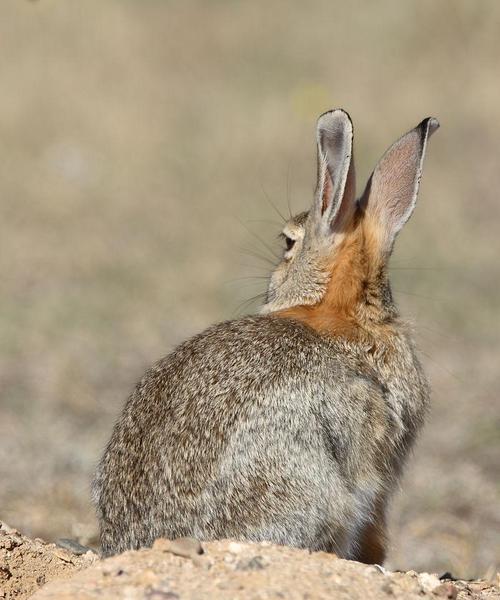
[285, 236, 295, 251]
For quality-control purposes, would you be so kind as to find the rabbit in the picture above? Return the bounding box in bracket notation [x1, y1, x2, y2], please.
[92, 109, 439, 563]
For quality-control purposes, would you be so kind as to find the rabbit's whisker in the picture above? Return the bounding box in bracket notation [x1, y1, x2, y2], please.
[389, 266, 450, 271]
[240, 248, 276, 267]
[286, 161, 293, 219]
[393, 289, 441, 303]
[418, 349, 466, 385]
[237, 264, 272, 276]
[259, 180, 287, 223]
[233, 292, 267, 316]
[246, 219, 283, 228]
[238, 219, 281, 261]
[225, 275, 269, 283]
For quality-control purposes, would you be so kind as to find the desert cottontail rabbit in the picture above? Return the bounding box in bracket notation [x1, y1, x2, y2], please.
[93, 109, 439, 562]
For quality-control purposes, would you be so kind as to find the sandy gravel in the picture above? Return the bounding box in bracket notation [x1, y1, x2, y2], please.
[1, 520, 498, 599]
[28, 536, 500, 600]
[0, 521, 97, 599]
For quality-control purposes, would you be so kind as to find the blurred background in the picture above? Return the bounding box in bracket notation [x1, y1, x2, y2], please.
[0, 0, 498, 579]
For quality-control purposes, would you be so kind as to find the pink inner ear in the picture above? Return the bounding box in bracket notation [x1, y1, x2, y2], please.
[370, 130, 421, 230]
[321, 170, 333, 215]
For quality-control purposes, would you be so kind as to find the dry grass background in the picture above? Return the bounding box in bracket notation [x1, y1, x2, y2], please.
[0, 0, 498, 579]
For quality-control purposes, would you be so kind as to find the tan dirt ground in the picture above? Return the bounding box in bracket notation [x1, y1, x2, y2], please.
[0, 522, 97, 600]
[1, 521, 498, 600]
[31, 536, 500, 600]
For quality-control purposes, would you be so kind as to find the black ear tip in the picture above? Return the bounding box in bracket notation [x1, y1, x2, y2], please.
[421, 116, 440, 137]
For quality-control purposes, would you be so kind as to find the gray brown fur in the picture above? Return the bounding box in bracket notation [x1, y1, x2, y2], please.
[93, 109, 439, 560]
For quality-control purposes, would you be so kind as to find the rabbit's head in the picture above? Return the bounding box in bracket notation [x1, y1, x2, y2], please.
[261, 109, 439, 335]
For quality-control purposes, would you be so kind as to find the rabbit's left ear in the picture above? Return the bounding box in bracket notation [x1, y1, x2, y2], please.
[361, 117, 439, 253]
[312, 109, 356, 237]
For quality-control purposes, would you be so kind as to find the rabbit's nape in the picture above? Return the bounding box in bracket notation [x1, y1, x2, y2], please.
[93, 109, 438, 562]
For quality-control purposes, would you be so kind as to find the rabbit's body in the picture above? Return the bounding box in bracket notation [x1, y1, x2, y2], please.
[93, 109, 438, 560]
[94, 315, 428, 558]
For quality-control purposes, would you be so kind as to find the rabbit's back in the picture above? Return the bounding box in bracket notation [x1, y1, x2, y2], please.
[93, 315, 418, 557]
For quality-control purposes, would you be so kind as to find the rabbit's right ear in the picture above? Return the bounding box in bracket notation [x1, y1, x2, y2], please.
[312, 109, 356, 237]
[360, 117, 439, 254]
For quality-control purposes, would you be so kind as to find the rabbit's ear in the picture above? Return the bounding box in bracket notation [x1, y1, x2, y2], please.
[312, 109, 356, 236]
[360, 117, 439, 253]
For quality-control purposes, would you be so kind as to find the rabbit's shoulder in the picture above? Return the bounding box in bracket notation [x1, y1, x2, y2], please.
[127, 315, 382, 422]
[150, 314, 361, 383]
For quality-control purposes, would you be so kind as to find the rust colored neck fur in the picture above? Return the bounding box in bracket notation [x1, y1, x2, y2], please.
[274, 216, 398, 341]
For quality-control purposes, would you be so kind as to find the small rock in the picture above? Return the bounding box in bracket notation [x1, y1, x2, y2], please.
[235, 555, 266, 571]
[373, 564, 387, 574]
[102, 565, 126, 577]
[56, 538, 93, 556]
[153, 537, 203, 559]
[433, 582, 458, 599]
[0, 522, 19, 536]
[470, 581, 492, 591]
[228, 542, 244, 555]
[439, 571, 457, 581]
[380, 581, 394, 595]
[0, 539, 15, 551]
[51, 548, 75, 563]
[146, 589, 179, 599]
[418, 572, 441, 593]
[139, 569, 158, 586]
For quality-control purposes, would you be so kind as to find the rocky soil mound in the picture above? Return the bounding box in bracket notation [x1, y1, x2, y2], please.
[1, 521, 498, 600]
[0, 521, 97, 599]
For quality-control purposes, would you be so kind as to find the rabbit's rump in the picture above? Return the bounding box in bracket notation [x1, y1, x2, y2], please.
[93, 315, 393, 557]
